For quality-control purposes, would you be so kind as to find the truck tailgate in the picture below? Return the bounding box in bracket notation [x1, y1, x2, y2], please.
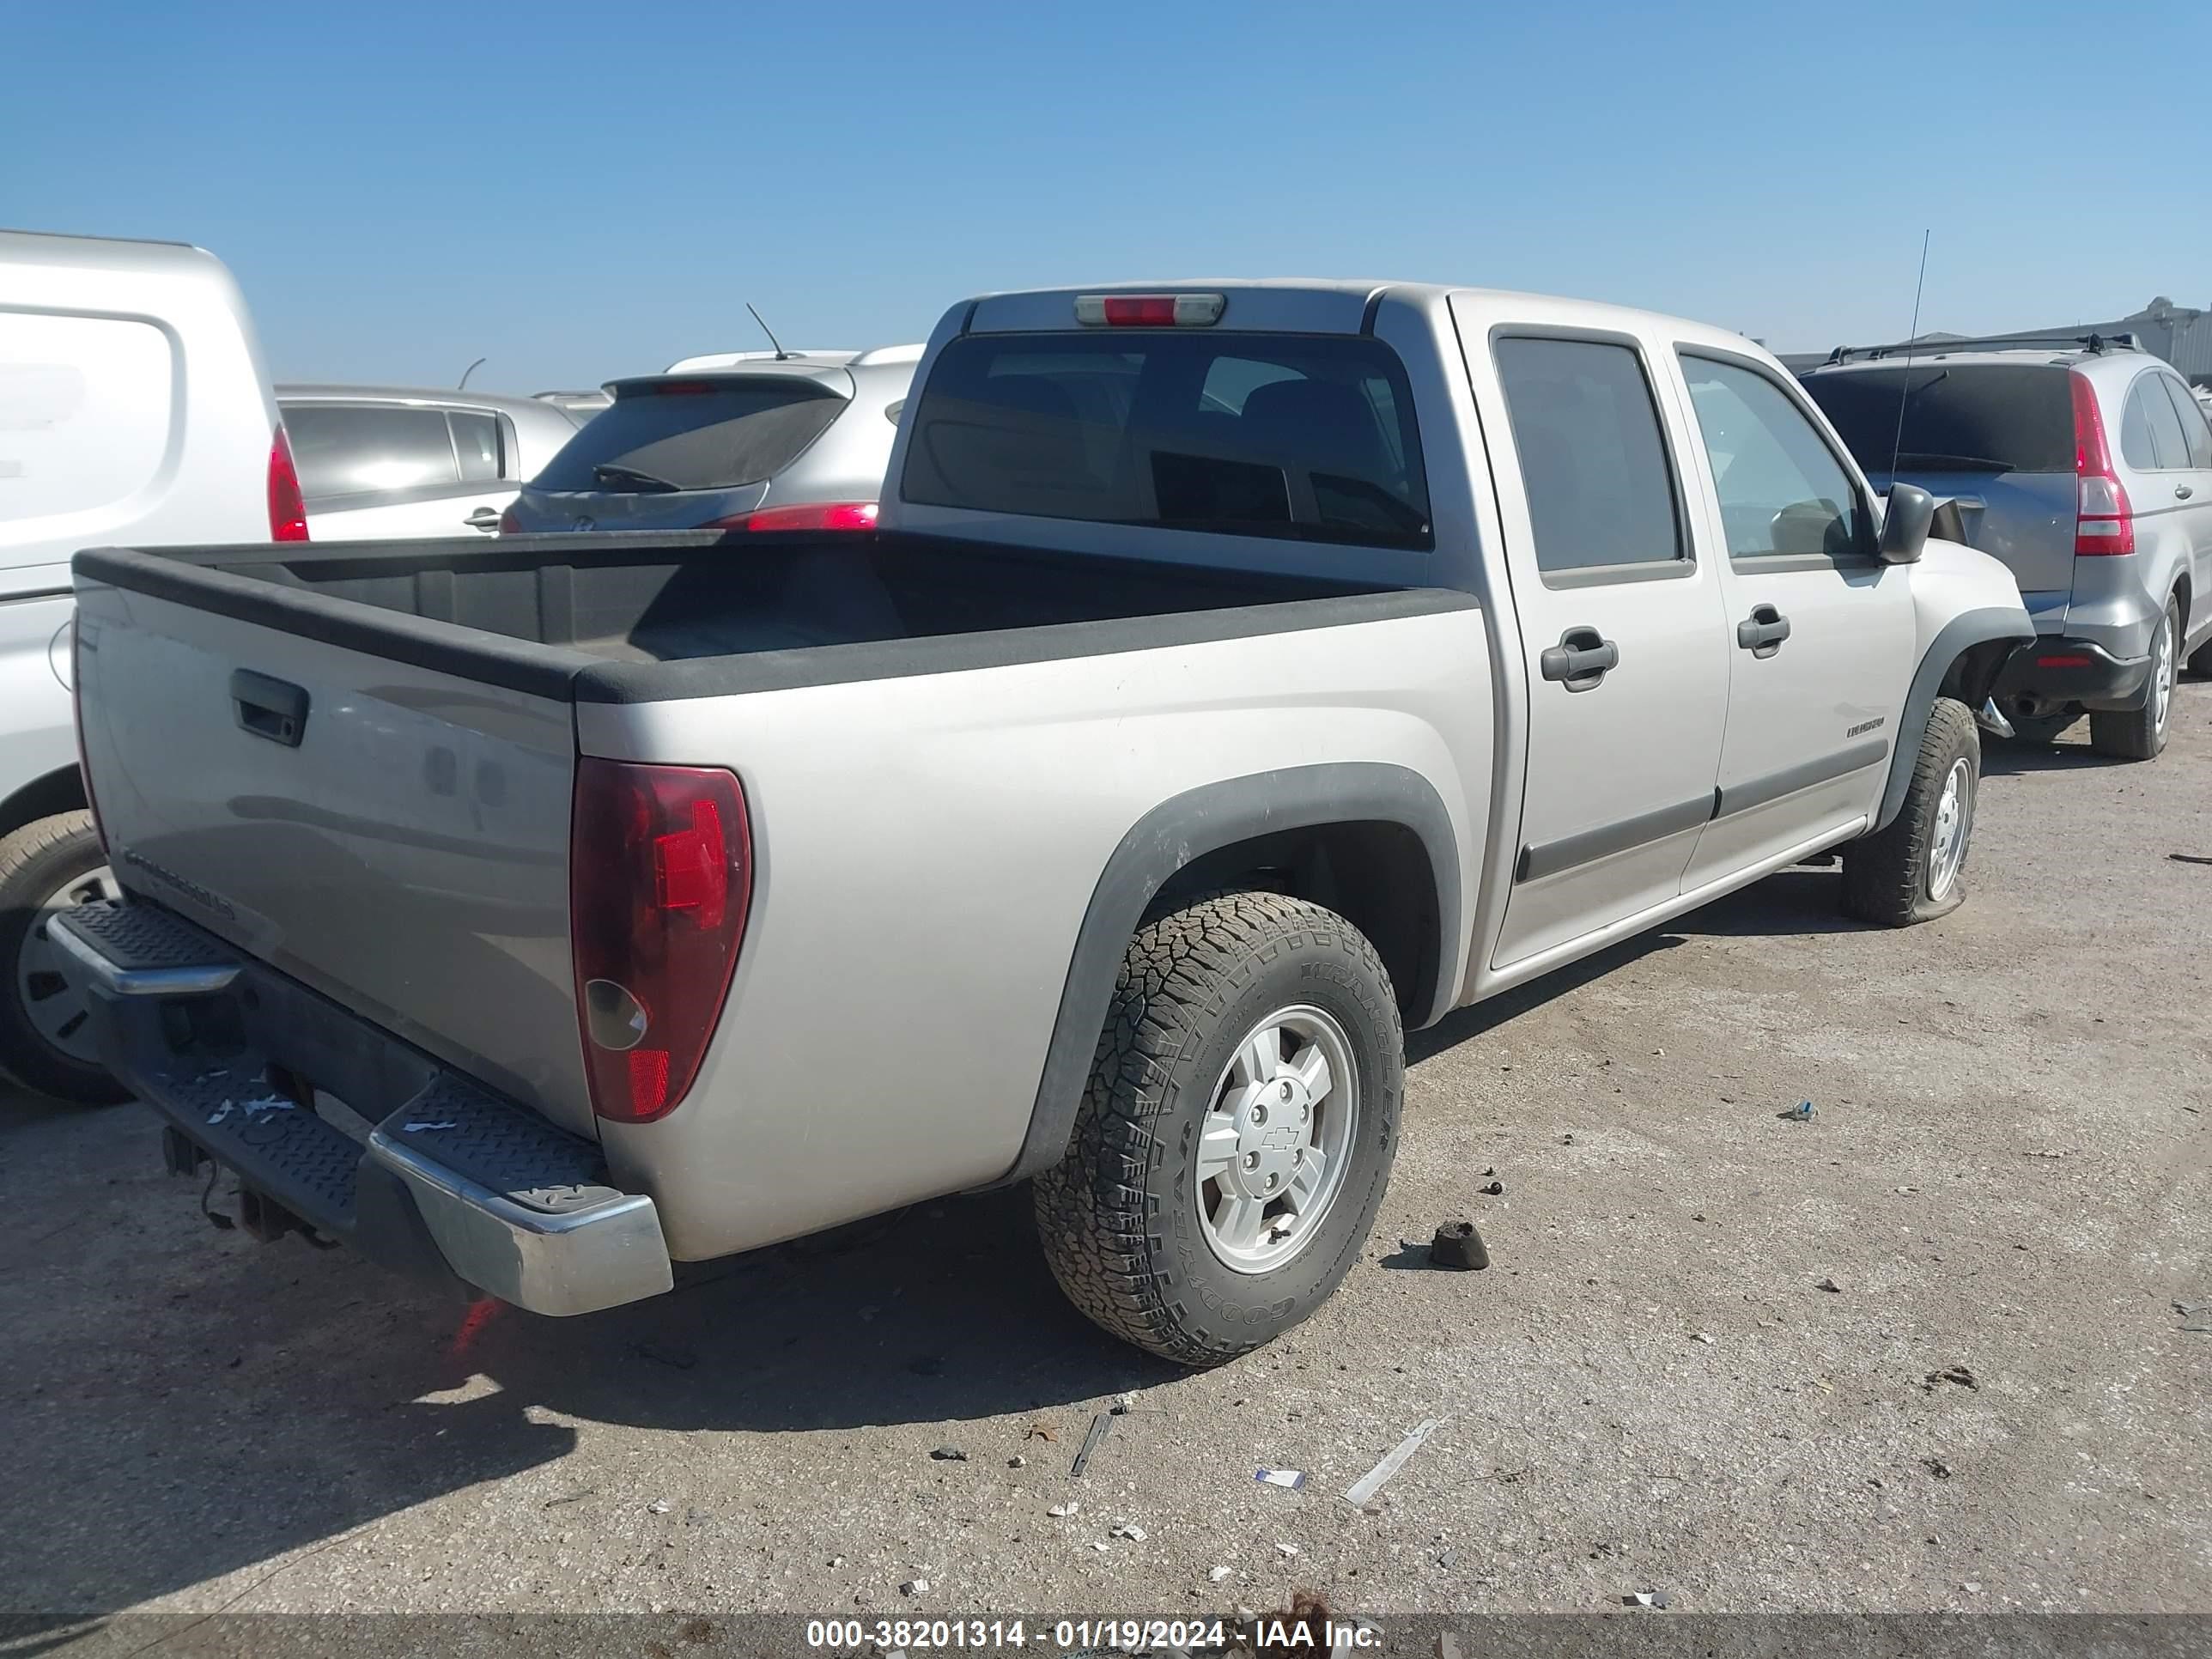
[73, 580, 593, 1137]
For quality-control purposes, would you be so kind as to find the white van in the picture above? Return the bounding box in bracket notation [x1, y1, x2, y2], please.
[0, 228, 295, 1103]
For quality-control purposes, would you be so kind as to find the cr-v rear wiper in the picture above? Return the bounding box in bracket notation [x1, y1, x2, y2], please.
[1892, 451, 2011, 471]
[592, 462, 682, 492]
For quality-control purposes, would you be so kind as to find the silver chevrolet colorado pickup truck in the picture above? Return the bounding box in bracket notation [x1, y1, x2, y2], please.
[58, 281, 2032, 1364]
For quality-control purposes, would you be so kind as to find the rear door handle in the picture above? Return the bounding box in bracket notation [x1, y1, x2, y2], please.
[465, 507, 502, 532]
[231, 669, 310, 747]
[1737, 604, 1791, 659]
[1539, 626, 1619, 691]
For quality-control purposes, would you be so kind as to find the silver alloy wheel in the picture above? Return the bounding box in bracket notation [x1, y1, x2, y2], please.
[1194, 1004, 1358, 1274]
[2152, 610, 2174, 739]
[14, 862, 119, 1063]
[1926, 757, 1974, 902]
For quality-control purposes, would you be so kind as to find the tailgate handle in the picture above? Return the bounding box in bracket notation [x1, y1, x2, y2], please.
[231, 670, 310, 748]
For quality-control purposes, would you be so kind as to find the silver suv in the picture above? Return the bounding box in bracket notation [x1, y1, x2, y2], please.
[1802, 336, 2212, 759]
[500, 347, 919, 535]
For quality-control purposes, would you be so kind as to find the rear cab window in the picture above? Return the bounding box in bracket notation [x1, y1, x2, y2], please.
[534, 380, 848, 493]
[900, 332, 1431, 549]
[1800, 363, 2074, 476]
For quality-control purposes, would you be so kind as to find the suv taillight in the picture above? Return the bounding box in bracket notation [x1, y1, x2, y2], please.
[497, 507, 520, 534]
[268, 425, 310, 543]
[704, 501, 879, 532]
[570, 758, 752, 1123]
[2070, 370, 2134, 556]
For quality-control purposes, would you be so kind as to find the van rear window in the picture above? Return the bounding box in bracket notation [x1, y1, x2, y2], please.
[1801, 364, 2075, 474]
[901, 332, 1431, 549]
[533, 380, 846, 493]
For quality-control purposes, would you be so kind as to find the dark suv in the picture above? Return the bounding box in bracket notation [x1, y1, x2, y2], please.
[1802, 336, 2212, 759]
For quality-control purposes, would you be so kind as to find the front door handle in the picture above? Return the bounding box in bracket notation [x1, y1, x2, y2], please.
[2178, 485, 2196, 501]
[1737, 603, 1791, 659]
[465, 507, 503, 532]
[1539, 625, 1619, 691]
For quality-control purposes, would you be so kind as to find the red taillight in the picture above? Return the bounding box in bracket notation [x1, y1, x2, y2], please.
[497, 507, 520, 534]
[705, 501, 879, 532]
[652, 380, 719, 396]
[570, 759, 751, 1124]
[2037, 654, 2092, 669]
[1074, 292, 1227, 328]
[70, 622, 106, 854]
[2070, 371, 2134, 556]
[267, 425, 309, 543]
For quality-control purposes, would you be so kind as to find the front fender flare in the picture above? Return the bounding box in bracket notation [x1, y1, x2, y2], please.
[1875, 605, 2034, 832]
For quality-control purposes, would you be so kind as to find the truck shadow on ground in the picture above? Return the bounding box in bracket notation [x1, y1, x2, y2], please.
[1979, 739, 2130, 775]
[0, 1085, 1168, 1614]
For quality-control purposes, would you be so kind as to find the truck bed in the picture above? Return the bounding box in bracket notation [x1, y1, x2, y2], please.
[71, 530, 1465, 1148]
[76, 531, 1414, 702]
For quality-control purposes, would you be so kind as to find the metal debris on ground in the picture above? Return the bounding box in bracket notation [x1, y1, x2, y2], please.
[1008, 1455, 1026, 1468]
[900, 1577, 928, 1596]
[1477, 1181, 1504, 1196]
[1209, 1565, 1234, 1583]
[1778, 1101, 1816, 1122]
[1691, 1332, 1714, 1345]
[1343, 1418, 1446, 1507]
[1429, 1221, 1489, 1270]
[929, 1445, 967, 1462]
[1816, 1276, 1843, 1293]
[1109, 1522, 1146, 1540]
[1623, 1590, 1672, 1609]
[2176, 1302, 2212, 1334]
[1276, 1542, 1300, 1558]
[1110, 1391, 1137, 1414]
[1924, 1456, 1954, 1479]
[1023, 1422, 1058, 1442]
[1048, 1501, 1080, 1518]
[1070, 1411, 1113, 1478]
[646, 1499, 672, 1515]
[1256, 1468, 1306, 1489]
[2168, 853, 2212, 866]
[1923, 1364, 1977, 1390]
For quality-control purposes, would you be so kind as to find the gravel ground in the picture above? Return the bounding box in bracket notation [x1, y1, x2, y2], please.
[4, 687, 2209, 1635]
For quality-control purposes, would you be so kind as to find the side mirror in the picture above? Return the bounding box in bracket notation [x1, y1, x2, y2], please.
[1877, 482, 1936, 564]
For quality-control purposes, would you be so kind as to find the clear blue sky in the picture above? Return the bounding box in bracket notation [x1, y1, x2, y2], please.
[10, 1, 2207, 394]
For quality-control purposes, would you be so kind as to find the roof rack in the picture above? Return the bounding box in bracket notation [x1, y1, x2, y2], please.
[1820, 330, 2140, 366]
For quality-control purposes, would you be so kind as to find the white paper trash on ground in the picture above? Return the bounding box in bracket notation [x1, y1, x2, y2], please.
[1342, 1418, 1446, 1506]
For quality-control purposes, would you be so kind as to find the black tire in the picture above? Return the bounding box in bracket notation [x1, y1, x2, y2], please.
[1840, 697, 1979, 928]
[2088, 598, 2178, 761]
[0, 811, 129, 1105]
[1033, 890, 1402, 1366]
[2003, 708, 2078, 745]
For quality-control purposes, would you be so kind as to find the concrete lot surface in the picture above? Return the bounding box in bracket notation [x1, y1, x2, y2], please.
[4, 688, 2209, 1634]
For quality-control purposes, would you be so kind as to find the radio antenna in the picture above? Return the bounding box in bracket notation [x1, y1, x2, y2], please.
[746, 302, 791, 362]
[1887, 231, 1932, 480]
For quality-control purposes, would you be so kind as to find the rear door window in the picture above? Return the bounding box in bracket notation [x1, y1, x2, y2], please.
[532, 381, 846, 493]
[2160, 376, 2212, 469]
[284, 404, 459, 501]
[2134, 374, 2191, 471]
[1492, 337, 1683, 575]
[1800, 364, 2073, 474]
[449, 410, 505, 482]
[902, 331, 1431, 549]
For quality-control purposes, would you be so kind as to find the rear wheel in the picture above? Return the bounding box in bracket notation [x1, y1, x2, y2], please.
[1841, 697, 1978, 927]
[2088, 598, 2177, 761]
[0, 811, 129, 1104]
[1033, 890, 1401, 1366]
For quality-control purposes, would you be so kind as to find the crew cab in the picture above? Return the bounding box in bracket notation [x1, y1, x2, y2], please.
[57, 282, 2031, 1364]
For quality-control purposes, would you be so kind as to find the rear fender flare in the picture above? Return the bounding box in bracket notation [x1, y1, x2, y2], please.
[993, 763, 1460, 1187]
